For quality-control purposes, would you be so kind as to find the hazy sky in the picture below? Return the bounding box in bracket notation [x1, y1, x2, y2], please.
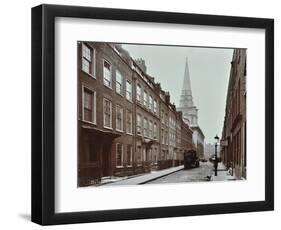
[123, 44, 233, 143]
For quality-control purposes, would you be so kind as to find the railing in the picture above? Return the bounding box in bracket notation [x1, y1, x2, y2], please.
[78, 164, 101, 186]
[157, 160, 173, 170]
[156, 160, 183, 169]
[79, 160, 184, 186]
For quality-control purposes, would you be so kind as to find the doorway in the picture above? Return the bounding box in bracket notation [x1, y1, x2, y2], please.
[101, 143, 111, 177]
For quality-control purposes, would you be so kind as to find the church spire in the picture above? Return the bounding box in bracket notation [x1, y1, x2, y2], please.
[179, 57, 194, 108]
[178, 57, 198, 126]
[181, 57, 192, 95]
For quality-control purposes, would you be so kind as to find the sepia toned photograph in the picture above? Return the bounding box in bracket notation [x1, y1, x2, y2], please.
[31, 5, 274, 225]
[77, 42, 247, 187]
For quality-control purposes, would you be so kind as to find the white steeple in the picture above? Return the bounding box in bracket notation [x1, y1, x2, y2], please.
[178, 57, 198, 126]
[182, 58, 192, 95]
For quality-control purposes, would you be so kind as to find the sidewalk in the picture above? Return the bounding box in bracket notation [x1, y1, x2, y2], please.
[217, 163, 227, 171]
[103, 165, 184, 186]
[211, 163, 236, 181]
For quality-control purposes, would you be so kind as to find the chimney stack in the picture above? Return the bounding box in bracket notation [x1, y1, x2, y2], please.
[135, 58, 147, 73]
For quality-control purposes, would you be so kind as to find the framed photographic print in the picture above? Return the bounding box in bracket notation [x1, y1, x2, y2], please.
[31, 4, 274, 225]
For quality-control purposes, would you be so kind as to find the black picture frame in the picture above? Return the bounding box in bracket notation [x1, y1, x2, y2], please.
[31, 4, 274, 225]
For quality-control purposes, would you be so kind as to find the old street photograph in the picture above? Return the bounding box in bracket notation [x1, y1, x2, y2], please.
[77, 42, 246, 187]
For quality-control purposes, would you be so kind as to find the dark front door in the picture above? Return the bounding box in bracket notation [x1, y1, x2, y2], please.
[101, 143, 111, 177]
[78, 132, 101, 186]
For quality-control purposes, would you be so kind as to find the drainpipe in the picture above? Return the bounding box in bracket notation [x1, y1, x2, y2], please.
[132, 72, 137, 174]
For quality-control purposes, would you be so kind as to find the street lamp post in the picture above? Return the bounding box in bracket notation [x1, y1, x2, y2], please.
[214, 135, 219, 176]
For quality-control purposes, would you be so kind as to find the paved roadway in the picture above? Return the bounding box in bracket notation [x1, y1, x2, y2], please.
[146, 162, 214, 184]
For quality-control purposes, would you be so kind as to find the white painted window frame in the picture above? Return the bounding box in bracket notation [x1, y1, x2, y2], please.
[116, 104, 124, 132]
[153, 99, 157, 114]
[149, 120, 153, 139]
[126, 80, 132, 102]
[136, 113, 142, 136]
[103, 59, 112, 89]
[143, 117, 148, 137]
[82, 85, 96, 125]
[149, 95, 153, 111]
[103, 98, 112, 129]
[143, 90, 148, 107]
[154, 122, 158, 140]
[116, 143, 123, 168]
[82, 43, 96, 78]
[115, 70, 123, 96]
[126, 110, 133, 135]
[136, 83, 142, 103]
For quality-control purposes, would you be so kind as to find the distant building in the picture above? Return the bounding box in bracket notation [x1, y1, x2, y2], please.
[220, 49, 247, 179]
[178, 58, 205, 159]
[204, 143, 220, 160]
[177, 111, 194, 157]
[78, 42, 194, 186]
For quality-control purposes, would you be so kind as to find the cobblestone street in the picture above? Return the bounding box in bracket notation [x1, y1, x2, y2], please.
[146, 162, 214, 184]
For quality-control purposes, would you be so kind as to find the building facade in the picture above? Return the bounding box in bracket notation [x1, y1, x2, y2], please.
[133, 59, 161, 173]
[191, 127, 205, 159]
[178, 58, 205, 158]
[204, 143, 221, 160]
[220, 49, 247, 179]
[177, 111, 194, 159]
[78, 42, 194, 186]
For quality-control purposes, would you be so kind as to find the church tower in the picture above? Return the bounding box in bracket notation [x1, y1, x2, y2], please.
[178, 57, 198, 126]
[178, 57, 205, 158]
